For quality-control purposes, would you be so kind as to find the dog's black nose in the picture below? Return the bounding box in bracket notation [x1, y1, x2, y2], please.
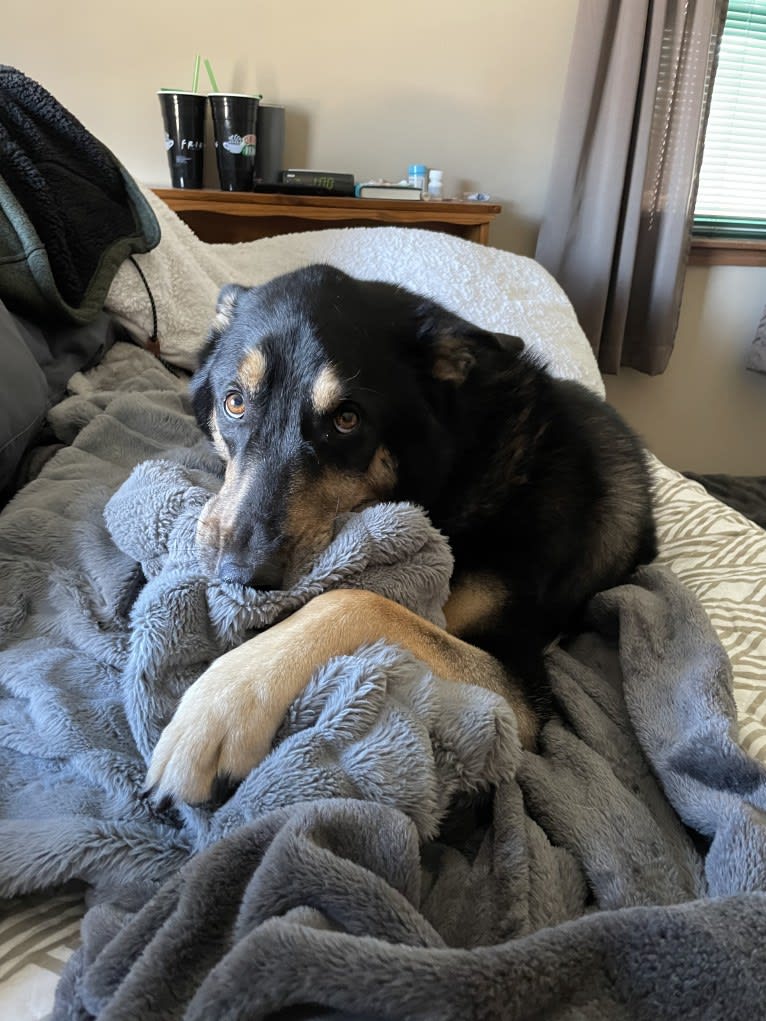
[215, 553, 283, 590]
[216, 555, 255, 587]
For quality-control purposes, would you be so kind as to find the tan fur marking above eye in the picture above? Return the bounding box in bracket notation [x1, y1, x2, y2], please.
[311, 364, 343, 414]
[443, 573, 508, 638]
[238, 347, 267, 392]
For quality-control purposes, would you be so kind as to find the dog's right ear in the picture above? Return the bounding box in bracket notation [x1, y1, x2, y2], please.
[197, 283, 249, 367]
[189, 284, 247, 435]
[210, 283, 248, 339]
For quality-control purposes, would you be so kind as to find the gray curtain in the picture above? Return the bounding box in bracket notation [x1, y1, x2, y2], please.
[535, 0, 727, 375]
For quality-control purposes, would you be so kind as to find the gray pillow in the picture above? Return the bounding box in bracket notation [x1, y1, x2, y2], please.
[0, 301, 48, 492]
[0, 300, 118, 497]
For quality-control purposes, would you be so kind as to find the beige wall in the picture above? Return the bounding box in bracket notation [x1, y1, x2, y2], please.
[4, 0, 577, 254]
[5, 0, 766, 474]
[606, 266, 766, 475]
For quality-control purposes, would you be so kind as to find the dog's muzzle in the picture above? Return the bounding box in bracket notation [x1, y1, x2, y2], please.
[196, 499, 286, 589]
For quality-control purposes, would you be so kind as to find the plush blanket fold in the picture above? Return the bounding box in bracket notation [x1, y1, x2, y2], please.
[0, 342, 765, 1019]
[57, 810, 766, 1021]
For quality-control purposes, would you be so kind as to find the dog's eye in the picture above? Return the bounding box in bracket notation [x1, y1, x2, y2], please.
[333, 406, 360, 434]
[223, 391, 246, 419]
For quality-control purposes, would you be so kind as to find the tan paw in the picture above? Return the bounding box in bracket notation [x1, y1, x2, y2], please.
[144, 657, 278, 805]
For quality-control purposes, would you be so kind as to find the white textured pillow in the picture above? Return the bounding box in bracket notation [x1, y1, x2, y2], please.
[106, 186, 603, 395]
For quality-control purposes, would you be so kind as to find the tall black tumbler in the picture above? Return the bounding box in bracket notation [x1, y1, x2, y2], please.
[208, 93, 261, 192]
[157, 91, 206, 189]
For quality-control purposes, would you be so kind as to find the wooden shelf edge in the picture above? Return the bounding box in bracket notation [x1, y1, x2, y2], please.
[151, 187, 502, 246]
[689, 237, 766, 267]
[152, 188, 500, 217]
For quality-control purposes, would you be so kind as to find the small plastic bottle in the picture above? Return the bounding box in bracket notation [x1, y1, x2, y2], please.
[408, 164, 427, 194]
[427, 169, 443, 200]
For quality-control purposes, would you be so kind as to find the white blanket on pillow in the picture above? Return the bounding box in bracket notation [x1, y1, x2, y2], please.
[106, 186, 604, 395]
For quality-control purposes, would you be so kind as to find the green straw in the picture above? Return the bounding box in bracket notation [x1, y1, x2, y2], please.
[204, 58, 219, 93]
[192, 54, 201, 93]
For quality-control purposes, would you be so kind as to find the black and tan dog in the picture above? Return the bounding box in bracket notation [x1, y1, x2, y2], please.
[146, 264, 656, 804]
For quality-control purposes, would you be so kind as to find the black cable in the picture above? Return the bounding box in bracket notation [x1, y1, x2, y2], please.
[128, 254, 158, 344]
[125, 256, 185, 378]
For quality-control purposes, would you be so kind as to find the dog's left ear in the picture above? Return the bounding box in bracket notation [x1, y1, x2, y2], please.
[418, 305, 524, 385]
[493, 332, 525, 354]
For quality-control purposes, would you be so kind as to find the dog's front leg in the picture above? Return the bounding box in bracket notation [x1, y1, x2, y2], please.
[145, 588, 537, 804]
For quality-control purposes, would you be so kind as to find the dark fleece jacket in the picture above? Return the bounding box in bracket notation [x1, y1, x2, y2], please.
[0, 65, 160, 325]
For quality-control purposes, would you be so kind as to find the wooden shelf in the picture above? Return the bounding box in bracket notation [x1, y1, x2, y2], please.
[689, 237, 766, 267]
[152, 188, 502, 246]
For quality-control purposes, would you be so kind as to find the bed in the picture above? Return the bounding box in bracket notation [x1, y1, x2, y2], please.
[1, 187, 766, 1020]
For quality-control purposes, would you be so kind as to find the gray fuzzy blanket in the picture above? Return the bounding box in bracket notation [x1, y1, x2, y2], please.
[1, 343, 765, 1020]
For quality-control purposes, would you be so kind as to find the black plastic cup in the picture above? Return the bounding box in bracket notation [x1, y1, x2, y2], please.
[208, 93, 261, 191]
[157, 91, 206, 188]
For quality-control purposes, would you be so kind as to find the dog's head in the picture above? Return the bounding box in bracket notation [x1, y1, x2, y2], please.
[190, 264, 523, 588]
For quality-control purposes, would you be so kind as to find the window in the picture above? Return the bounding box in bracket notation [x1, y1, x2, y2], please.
[693, 0, 766, 239]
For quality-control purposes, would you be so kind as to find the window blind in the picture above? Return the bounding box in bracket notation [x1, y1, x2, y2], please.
[694, 0, 766, 238]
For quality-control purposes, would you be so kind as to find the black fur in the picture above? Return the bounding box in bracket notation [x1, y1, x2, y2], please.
[191, 264, 657, 709]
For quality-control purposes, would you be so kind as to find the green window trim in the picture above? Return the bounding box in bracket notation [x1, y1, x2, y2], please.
[693, 217, 766, 239]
